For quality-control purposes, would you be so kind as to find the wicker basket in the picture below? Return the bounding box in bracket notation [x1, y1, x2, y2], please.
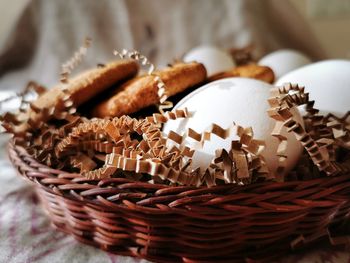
[8, 141, 350, 263]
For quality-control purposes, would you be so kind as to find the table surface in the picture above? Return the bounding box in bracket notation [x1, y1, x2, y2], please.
[0, 135, 349, 263]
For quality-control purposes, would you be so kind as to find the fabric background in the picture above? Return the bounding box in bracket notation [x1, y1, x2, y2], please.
[0, 0, 326, 92]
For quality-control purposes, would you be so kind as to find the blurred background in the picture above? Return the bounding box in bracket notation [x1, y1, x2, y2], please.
[0, 0, 349, 91]
[291, 0, 350, 58]
[1, 0, 350, 57]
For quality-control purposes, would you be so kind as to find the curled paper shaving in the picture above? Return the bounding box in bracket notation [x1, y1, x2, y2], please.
[61, 37, 92, 83]
[0, 81, 46, 114]
[229, 44, 255, 65]
[113, 49, 172, 114]
[53, 109, 267, 186]
[0, 81, 46, 110]
[324, 112, 350, 174]
[2, 37, 91, 138]
[0, 81, 47, 134]
[326, 112, 350, 150]
[0, 38, 92, 167]
[268, 83, 341, 177]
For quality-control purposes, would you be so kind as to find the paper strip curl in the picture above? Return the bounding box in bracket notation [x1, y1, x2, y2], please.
[268, 83, 348, 177]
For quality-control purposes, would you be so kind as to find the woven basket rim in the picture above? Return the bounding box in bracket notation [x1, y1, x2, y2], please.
[9, 140, 350, 262]
[9, 140, 350, 209]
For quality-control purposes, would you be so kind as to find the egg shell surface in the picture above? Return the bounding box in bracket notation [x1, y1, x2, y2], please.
[163, 77, 304, 175]
[276, 59, 350, 117]
[259, 49, 311, 79]
[183, 46, 235, 76]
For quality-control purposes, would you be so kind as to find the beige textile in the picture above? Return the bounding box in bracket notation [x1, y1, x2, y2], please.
[0, 0, 325, 92]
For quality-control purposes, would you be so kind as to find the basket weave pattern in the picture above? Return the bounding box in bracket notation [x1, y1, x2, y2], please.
[8, 142, 350, 262]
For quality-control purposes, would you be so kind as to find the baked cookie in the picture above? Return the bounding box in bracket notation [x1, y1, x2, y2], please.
[93, 62, 207, 118]
[208, 64, 275, 83]
[18, 59, 139, 131]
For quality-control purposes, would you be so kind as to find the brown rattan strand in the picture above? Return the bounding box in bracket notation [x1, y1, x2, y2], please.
[8, 141, 350, 263]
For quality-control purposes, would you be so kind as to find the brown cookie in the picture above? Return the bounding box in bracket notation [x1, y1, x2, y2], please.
[92, 62, 207, 118]
[208, 64, 275, 83]
[18, 59, 139, 132]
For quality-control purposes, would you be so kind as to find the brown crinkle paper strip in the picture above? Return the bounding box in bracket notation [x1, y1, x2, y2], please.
[53, 111, 268, 186]
[61, 37, 92, 83]
[268, 83, 350, 180]
[1, 42, 349, 186]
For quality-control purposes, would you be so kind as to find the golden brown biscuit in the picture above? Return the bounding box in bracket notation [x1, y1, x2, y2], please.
[34, 59, 138, 109]
[93, 62, 207, 118]
[208, 64, 275, 84]
[18, 59, 139, 132]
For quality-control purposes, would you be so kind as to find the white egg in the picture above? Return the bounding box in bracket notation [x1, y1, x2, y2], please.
[183, 46, 235, 76]
[259, 49, 311, 79]
[163, 78, 304, 176]
[276, 60, 350, 117]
